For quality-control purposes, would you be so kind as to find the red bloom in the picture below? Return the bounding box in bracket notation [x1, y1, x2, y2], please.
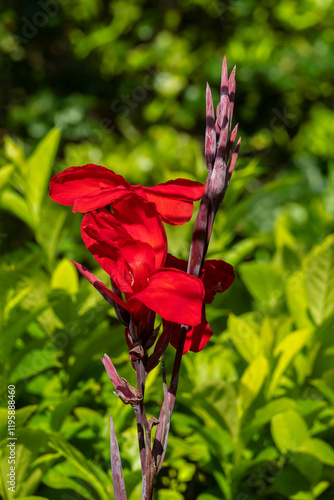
[74, 194, 205, 327]
[164, 254, 234, 353]
[49, 164, 205, 225]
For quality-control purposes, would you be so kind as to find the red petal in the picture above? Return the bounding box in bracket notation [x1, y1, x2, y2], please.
[202, 260, 235, 304]
[128, 268, 204, 326]
[117, 239, 155, 293]
[169, 307, 213, 353]
[70, 259, 129, 311]
[81, 196, 166, 292]
[73, 187, 129, 212]
[165, 253, 187, 272]
[141, 179, 205, 225]
[111, 193, 167, 268]
[81, 209, 129, 250]
[49, 164, 130, 212]
[81, 210, 133, 292]
[166, 254, 235, 303]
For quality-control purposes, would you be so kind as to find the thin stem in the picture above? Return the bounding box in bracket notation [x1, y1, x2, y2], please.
[152, 325, 188, 472]
[134, 357, 156, 500]
[110, 415, 127, 500]
[187, 177, 211, 277]
[134, 359, 148, 476]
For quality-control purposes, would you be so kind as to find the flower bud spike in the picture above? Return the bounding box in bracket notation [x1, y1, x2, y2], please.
[219, 57, 228, 129]
[205, 83, 216, 172]
[217, 94, 230, 157]
[221, 56, 229, 98]
[215, 102, 221, 135]
[228, 66, 236, 129]
[211, 156, 226, 201]
[227, 136, 241, 176]
[226, 123, 239, 161]
[102, 354, 122, 387]
[102, 354, 142, 404]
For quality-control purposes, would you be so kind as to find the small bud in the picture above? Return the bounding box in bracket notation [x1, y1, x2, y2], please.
[205, 83, 216, 172]
[210, 156, 226, 200]
[102, 353, 143, 404]
[129, 345, 145, 362]
[227, 137, 241, 176]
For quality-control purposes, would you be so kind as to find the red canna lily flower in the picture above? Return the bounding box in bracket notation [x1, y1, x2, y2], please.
[73, 194, 205, 329]
[49, 164, 205, 225]
[164, 254, 234, 353]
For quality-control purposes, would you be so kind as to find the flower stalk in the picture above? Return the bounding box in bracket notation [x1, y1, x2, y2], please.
[49, 56, 240, 500]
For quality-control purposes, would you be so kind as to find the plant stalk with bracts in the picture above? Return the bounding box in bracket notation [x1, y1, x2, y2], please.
[49, 56, 240, 500]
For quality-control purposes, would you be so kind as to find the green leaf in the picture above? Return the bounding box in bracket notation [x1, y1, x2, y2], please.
[197, 495, 222, 500]
[15, 497, 49, 500]
[35, 199, 67, 265]
[0, 164, 14, 191]
[250, 398, 299, 428]
[13, 498, 49, 500]
[48, 434, 109, 500]
[271, 466, 312, 499]
[239, 355, 269, 411]
[239, 262, 285, 311]
[0, 428, 48, 499]
[43, 461, 98, 500]
[193, 381, 239, 439]
[9, 348, 60, 383]
[298, 438, 334, 466]
[155, 490, 184, 500]
[313, 481, 331, 498]
[259, 317, 274, 356]
[50, 391, 83, 432]
[3, 136, 25, 169]
[271, 410, 309, 453]
[51, 259, 79, 294]
[1, 304, 49, 361]
[0, 188, 35, 228]
[213, 470, 231, 499]
[293, 454, 322, 486]
[227, 314, 262, 362]
[286, 270, 313, 329]
[26, 127, 61, 221]
[241, 398, 299, 447]
[74, 407, 104, 431]
[268, 328, 313, 398]
[303, 234, 334, 325]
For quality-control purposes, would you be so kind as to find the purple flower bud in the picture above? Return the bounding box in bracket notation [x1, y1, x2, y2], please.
[205, 83, 216, 172]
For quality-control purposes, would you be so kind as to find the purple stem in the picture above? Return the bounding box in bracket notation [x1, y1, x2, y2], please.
[110, 415, 127, 500]
[134, 358, 156, 500]
[134, 360, 148, 476]
[187, 177, 211, 278]
[152, 325, 188, 472]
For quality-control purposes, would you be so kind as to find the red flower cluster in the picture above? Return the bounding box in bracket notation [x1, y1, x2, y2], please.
[50, 164, 234, 353]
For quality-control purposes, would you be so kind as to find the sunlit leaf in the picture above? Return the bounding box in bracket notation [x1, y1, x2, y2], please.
[0, 188, 35, 228]
[51, 259, 79, 295]
[303, 234, 334, 325]
[239, 355, 269, 412]
[268, 328, 313, 398]
[26, 127, 61, 222]
[271, 410, 309, 453]
[286, 270, 313, 329]
[0, 164, 14, 192]
[298, 438, 334, 467]
[9, 348, 60, 383]
[227, 313, 262, 362]
[239, 261, 285, 312]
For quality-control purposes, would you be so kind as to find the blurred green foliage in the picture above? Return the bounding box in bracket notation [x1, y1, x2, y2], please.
[1, 0, 334, 498]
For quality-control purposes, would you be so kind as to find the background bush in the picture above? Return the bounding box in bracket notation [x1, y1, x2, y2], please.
[1, 1, 334, 498]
